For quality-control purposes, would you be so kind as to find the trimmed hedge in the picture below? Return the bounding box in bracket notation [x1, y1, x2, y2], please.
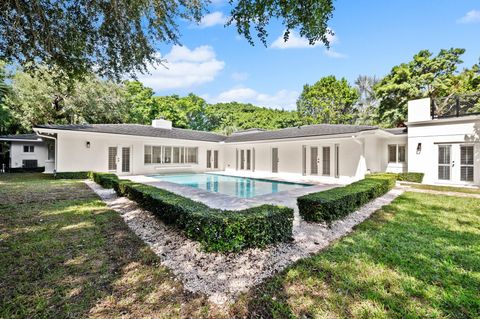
[7, 167, 45, 173]
[297, 175, 396, 224]
[89, 172, 294, 253]
[366, 172, 424, 183]
[55, 171, 90, 179]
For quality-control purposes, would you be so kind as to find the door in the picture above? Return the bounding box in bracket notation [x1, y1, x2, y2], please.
[206, 150, 219, 170]
[272, 148, 279, 173]
[121, 147, 131, 173]
[460, 145, 474, 183]
[246, 149, 251, 170]
[206, 150, 212, 169]
[310, 147, 319, 175]
[108, 146, 131, 174]
[240, 150, 245, 170]
[438, 145, 451, 181]
[213, 150, 219, 169]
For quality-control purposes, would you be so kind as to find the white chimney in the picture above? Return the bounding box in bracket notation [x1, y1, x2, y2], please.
[151, 118, 172, 129]
[407, 98, 431, 123]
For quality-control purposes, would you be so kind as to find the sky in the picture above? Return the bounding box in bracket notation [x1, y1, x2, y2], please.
[136, 0, 480, 110]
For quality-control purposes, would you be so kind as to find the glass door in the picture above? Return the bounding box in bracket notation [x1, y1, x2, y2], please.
[108, 146, 131, 174]
[213, 150, 219, 169]
[272, 148, 279, 173]
[310, 147, 318, 175]
[438, 145, 451, 181]
[460, 145, 474, 183]
[206, 149, 219, 170]
[108, 147, 117, 172]
[206, 150, 212, 169]
[121, 147, 131, 173]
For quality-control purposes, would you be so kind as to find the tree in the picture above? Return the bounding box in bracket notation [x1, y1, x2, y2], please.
[354, 75, 381, 126]
[297, 76, 359, 124]
[124, 81, 158, 125]
[374, 48, 480, 126]
[1, 0, 334, 80]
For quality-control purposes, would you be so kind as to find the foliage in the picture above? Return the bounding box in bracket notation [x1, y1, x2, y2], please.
[153, 94, 210, 130]
[396, 172, 424, 183]
[242, 192, 480, 318]
[297, 75, 360, 124]
[375, 48, 480, 126]
[1, 0, 334, 81]
[89, 172, 294, 252]
[54, 171, 90, 179]
[354, 75, 381, 125]
[123, 81, 158, 125]
[297, 175, 396, 223]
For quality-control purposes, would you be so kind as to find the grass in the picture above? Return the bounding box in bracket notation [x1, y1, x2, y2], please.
[0, 174, 222, 318]
[1, 174, 479, 318]
[235, 192, 480, 318]
[401, 182, 480, 195]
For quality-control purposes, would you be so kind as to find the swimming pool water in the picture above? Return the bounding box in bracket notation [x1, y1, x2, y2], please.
[151, 173, 311, 198]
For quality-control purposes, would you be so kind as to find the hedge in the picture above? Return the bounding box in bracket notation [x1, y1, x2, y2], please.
[297, 175, 396, 224]
[7, 167, 45, 173]
[366, 172, 424, 183]
[55, 171, 90, 179]
[89, 172, 294, 253]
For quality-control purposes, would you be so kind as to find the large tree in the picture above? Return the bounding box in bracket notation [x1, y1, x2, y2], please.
[296, 75, 359, 124]
[354, 75, 381, 126]
[375, 48, 480, 126]
[0, 0, 334, 80]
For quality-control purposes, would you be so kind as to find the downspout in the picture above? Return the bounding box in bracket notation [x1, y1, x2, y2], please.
[34, 131, 58, 174]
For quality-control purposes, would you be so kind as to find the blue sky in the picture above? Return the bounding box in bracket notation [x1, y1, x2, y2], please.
[137, 0, 480, 110]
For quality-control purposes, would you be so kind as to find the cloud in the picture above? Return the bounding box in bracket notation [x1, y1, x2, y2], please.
[197, 11, 227, 28]
[270, 29, 337, 49]
[231, 72, 249, 81]
[457, 10, 480, 23]
[205, 87, 299, 110]
[137, 45, 225, 91]
[323, 49, 347, 59]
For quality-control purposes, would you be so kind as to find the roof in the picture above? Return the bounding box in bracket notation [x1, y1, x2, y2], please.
[383, 127, 407, 135]
[224, 124, 378, 143]
[0, 134, 44, 142]
[34, 124, 226, 142]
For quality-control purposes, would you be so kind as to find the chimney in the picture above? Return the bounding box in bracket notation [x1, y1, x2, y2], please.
[151, 118, 172, 129]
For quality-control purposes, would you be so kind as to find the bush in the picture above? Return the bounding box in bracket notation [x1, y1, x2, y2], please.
[90, 173, 293, 253]
[55, 171, 90, 179]
[298, 175, 396, 224]
[397, 172, 424, 183]
[7, 167, 45, 173]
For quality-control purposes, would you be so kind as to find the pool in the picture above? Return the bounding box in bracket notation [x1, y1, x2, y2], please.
[150, 173, 311, 198]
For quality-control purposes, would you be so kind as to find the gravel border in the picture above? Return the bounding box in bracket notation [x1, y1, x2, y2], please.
[85, 180, 404, 305]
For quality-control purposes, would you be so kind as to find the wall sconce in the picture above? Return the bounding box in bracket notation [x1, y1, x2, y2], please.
[416, 143, 422, 154]
[86, 141, 91, 149]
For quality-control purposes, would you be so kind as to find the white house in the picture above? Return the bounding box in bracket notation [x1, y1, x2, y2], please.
[27, 98, 479, 187]
[0, 134, 51, 170]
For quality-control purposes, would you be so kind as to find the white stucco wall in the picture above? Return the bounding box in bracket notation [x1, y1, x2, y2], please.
[55, 131, 223, 175]
[10, 141, 48, 168]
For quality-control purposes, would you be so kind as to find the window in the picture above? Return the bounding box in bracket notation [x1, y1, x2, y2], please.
[23, 145, 34, 153]
[438, 145, 451, 180]
[388, 144, 406, 163]
[461, 145, 474, 182]
[322, 147, 330, 176]
[173, 147, 181, 164]
[152, 146, 162, 163]
[47, 142, 55, 160]
[398, 145, 406, 162]
[388, 145, 397, 163]
[186, 147, 198, 164]
[163, 146, 172, 163]
[144, 146, 152, 164]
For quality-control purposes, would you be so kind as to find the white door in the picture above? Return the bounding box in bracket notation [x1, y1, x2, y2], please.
[438, 144, 475, 184]
[238, 149, 251, 171]
[272, 148, 279, 173]
[108, 146, 131, 174]
[206, 150, 219, 170]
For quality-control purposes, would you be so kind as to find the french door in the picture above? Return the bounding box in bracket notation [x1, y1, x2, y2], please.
[238, 148, 252, 171]
[437, 144, 475, 184]
[108, 146, 131, 174]
[206, 149, 219, 170]
[272, 148, 279, 173]
[310, 147, 319, 175]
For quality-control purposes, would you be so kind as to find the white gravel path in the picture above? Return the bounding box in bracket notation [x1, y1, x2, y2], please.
[85, 180, 404, 305]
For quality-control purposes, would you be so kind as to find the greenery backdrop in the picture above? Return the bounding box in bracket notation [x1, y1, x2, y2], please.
[0, 48, 479, 136]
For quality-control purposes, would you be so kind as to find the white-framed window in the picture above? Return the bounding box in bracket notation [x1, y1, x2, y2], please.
[388, 144, 406, 163]
[23, 145, 34, 153]
[144, 145, 198, 164]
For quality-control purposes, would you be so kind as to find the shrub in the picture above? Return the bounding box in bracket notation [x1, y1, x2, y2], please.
[7, 167, 45, 173]
[298, 175, 396, 224]
[55, 171, 90, 179]
[397, 172, 424, 183]
[90, 174, 294, 253]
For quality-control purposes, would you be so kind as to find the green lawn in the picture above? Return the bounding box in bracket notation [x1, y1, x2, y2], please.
[401, 182, 480, 195]
[236, 192, 480, 318]
[1, 174, 479, 318]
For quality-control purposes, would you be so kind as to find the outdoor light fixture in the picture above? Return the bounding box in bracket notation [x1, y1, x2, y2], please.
[86, 141, 91, 148]
[416, 143, 422, 154]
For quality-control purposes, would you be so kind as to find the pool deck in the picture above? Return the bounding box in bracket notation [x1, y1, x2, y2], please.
[126, 172, 339, 210]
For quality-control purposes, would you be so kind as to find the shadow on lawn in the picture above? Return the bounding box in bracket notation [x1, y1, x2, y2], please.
[236, 192, 480, 318]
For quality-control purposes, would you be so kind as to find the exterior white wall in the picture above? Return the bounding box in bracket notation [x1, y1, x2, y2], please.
[10, 141, 48, 168]
[407, 118, 480, 185]
[55, 131, 223, 175]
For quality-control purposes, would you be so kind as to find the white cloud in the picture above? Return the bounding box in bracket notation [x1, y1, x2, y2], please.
[270, 29, 337, 49]
[197, 11, 227, 28]
[458, 10, 480, 23]
[205, 87, 299, 110]
[323, 49, 347, 59]
[231, 72, 249, 81]
[137, 45, 225, 91]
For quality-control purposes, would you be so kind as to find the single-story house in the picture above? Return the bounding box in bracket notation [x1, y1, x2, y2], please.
[0, 134, 51, 171]
[14, 97, 477, 187]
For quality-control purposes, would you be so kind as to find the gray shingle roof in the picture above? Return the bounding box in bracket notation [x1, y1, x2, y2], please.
[224, 124, 378, 143]
[383, 127, 407, 135]
[34, 124, 227, 142]
[0, 133, 43, 141]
